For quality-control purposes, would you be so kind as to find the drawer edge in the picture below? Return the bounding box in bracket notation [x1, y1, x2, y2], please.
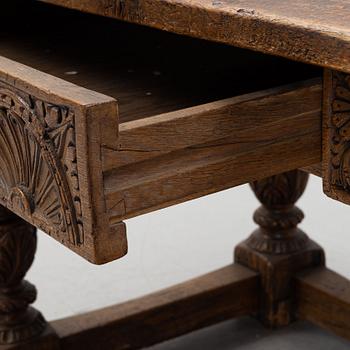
[104, 79, 322, 223]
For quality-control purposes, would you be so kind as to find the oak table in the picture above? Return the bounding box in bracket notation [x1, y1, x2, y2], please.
[0, 0, 349, 348]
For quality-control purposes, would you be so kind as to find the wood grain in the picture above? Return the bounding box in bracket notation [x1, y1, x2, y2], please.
[105, 79, 322, 223]
[39, 0, 350, 73]
[296, 267, 350, 341]
[52, 264, 258, 350]
[4, 2, 350, 349]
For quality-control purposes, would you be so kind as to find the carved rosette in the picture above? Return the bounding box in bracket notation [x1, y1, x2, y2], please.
[324, 70, 350, 203]
[246, 170, 310, 254]
[0, 83, 83, 245]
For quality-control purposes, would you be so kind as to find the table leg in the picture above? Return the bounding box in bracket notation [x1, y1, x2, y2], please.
[0, 206, 58, 350]
[235, 170, 325, 326]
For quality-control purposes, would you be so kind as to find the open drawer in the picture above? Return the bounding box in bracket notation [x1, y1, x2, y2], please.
[0, 3, 322, 263]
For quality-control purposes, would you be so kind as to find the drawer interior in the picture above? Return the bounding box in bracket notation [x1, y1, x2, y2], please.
[1, 2, 320, 124]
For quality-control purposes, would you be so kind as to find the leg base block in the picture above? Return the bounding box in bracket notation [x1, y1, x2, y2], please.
[235, 236, 325, 327]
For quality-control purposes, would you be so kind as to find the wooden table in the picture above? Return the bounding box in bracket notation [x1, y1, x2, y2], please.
[0, 0, 349, 348]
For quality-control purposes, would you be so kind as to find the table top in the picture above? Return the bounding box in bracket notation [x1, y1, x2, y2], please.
[40, 0, 350, 73]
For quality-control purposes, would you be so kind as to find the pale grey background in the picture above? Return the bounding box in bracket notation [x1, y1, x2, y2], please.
[29, 176, 350, 349]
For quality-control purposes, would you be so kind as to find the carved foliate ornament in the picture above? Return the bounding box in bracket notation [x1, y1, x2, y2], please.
[324, 70, 350, 204]
[0, 83, 83, 245]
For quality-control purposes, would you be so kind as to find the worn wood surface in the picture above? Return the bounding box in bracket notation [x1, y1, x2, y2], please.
[0, 2, 320, 123]
[52, 264, 258, 350]
[3, 2, 350, 350]
[296, 267, 350, 342]
[38, 0, 350, 73]
[105, 79, 322, 222]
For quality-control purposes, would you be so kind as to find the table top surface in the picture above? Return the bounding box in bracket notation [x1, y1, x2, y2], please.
[40, 0, 350, 73]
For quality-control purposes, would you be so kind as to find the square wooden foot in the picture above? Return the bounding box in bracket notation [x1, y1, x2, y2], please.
[235, 238, 325, 327]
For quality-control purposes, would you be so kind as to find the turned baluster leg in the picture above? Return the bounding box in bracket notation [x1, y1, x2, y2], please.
[235, 170, 325, 327]
[0, 206, 57, 349]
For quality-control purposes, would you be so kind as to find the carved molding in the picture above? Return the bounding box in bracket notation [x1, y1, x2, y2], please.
[0, 82, 83, 245]
[324, 70, 350, 204]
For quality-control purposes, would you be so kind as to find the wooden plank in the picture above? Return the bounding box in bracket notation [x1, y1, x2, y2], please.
[39, 0, 350, 73]
[104, 79, 322, 223]
[0, 55, 127, 264]
[296, 267, 350, 341]
[52, 264, 259, 350]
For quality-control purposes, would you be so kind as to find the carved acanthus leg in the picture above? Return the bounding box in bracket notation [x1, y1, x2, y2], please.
[0, 206, 56, 349]
[235, 170, 325, 327]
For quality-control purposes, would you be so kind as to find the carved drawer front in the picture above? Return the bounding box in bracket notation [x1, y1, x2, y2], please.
[0, 2, 322, 263]
[0, 56, 125, 264]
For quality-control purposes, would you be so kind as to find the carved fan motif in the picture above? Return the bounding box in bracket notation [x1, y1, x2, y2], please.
[0, 85, 83, 245]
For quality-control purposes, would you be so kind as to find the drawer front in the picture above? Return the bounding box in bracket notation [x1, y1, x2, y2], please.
[0, 56, 126, 264]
